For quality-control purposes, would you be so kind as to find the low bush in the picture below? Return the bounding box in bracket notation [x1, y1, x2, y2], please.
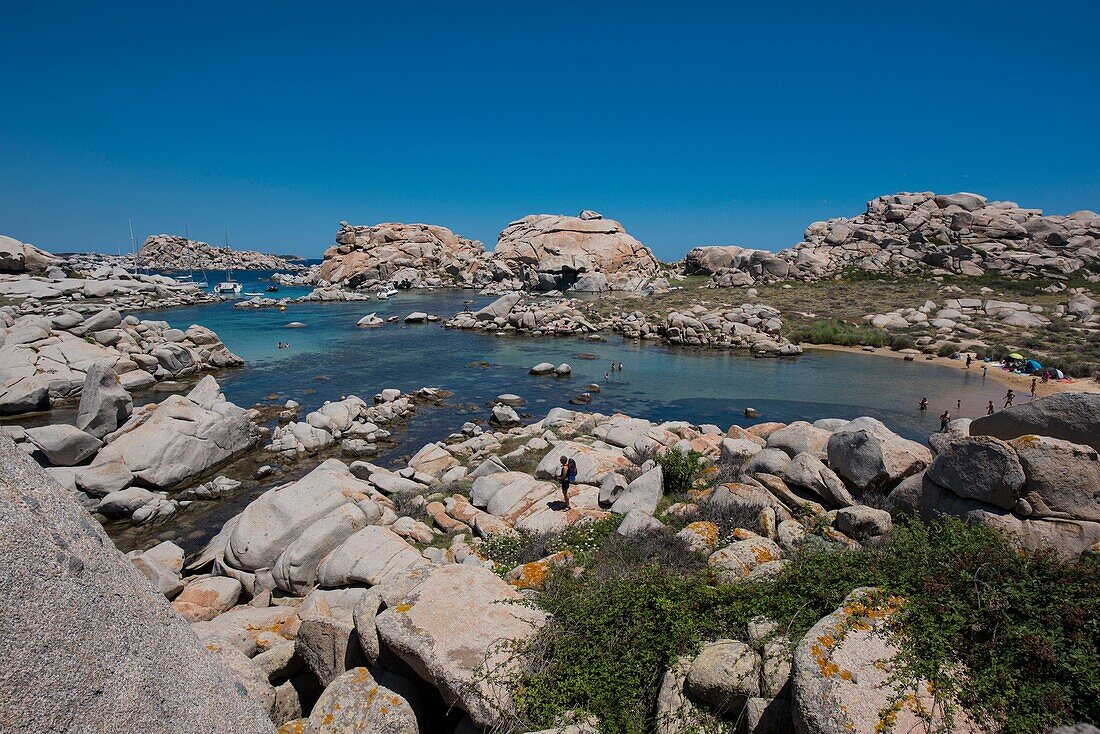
[888, 334, 916, 351]
[480, 515, 624, 571]
[655, 447, 706, 493]
[506, 518, 1100, 734]
[787, 318, 890, 348]
[937, 342, 960, 357]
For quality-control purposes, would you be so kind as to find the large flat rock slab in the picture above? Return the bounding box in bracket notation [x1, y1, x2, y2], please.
[0, 433, 275, 733]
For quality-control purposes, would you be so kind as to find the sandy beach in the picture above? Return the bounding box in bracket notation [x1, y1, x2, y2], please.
[805, 344, 1100, 397]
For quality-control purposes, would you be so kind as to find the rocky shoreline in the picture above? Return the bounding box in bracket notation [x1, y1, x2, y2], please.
[8, 375, 1097, 733]
[2, 189, 1099, 733]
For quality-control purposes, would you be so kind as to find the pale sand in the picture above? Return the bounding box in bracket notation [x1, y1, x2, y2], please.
[804, 344, 1100, 397]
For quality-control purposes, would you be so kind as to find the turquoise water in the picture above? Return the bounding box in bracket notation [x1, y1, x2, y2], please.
[150, 289, 1011, 443]
[105, 288, 1016, 552]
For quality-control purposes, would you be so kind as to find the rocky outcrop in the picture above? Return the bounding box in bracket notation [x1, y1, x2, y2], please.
[685, 245, 793, 283]
[970, 392, 1100, 451]
[373, 564, 548, 729]
[318, 222, 487, 288]
[705, 192, 1100, 284]
[138, 234, 301, 271]
[265, 388, 428, 461]
[0, 234, 62, 274]
[492, 211, 662, 291]
[894, 395, 1100, 558]
[791, 588, 976, 734]
[75, 360, 133, 439]
[90, 376, 260, 490]
[609, 303, 802, 356]
[0, 308, 241, 414]
[0, 434, 276, 733]
[0, 268, 213, 314]
[160, 397, 1100, 731]
[445, 293, 601, 336]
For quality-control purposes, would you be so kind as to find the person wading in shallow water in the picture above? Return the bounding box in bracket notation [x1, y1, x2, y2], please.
[940, 410, 951, 432]
[919, 398, 928, 411]
[558, 455, 577, 510]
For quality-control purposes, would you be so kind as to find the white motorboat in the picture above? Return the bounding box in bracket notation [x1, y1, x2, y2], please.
[215, 279, 242, 295]
[377, 287, 398, 299]
[214, 227, 243, 295]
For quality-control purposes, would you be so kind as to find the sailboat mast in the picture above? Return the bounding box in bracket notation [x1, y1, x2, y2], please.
[129, 218, 138, 273]
[184, 224, 193, 277]
[224, 227, 232, 281]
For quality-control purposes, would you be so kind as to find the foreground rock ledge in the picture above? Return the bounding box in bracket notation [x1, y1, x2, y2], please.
[0, 433, 275, 734]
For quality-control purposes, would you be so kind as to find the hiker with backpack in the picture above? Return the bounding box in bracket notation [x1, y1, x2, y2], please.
[559, 455, 577, 509]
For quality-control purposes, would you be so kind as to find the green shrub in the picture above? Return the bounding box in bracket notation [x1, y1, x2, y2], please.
[480, 516, 624, 571]
[655, 448, 706, 493]
[937, 343, 960, 357]
[787, 318, 890, 348]
[506, 519, 1100, 734]
[888, 334, 916, 351]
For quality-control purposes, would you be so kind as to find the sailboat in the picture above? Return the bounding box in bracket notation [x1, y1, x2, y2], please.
[128, 219, 138, 275]
[214, 227, 243, 295]
[177, 225, 209, 288]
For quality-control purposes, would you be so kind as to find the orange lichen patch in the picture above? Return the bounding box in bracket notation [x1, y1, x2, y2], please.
[506, 551, 573, 590]
[322, 714, 333, 725]
[731, 528, 758, 541]
[508, 560, 550, 590]
[683, 521, 719, 549]
[751, 544, 777, 563]
[205, 644, 221, 652]
[688, 488, 714, 501]
[244, 621, 293, 640]
[395, 603, 413, 613]
[1010, 434, 1043, 448]
[276, 721, 305, 734]
[352, 667, 371, 683]
[811, 643, 845, 679]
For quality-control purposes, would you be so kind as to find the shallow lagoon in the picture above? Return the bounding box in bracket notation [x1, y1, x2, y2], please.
[155, 288, 1009, 443]
[103, 287, 1016, 552]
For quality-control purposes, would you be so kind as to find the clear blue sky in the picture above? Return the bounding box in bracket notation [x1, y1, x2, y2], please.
[2, 2, 1098, 260]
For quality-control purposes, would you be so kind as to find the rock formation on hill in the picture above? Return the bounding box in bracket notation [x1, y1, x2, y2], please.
[492, 210, 662, 292]
[316, 211, 664, 293]
[691, 192, 1100, 285]
[0, 234, 63, 274]
[317, 222, 488, 288]
[137, 235, 302, 272]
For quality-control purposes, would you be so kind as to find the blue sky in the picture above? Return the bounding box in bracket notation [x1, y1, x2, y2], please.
[2, 2, 1097, 260]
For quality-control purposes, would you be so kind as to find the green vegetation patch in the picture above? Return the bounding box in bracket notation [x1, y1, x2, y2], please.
[504, 518, 1100, 734]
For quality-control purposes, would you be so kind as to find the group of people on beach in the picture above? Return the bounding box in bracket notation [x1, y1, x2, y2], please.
[921, 386, 1030, 431]
[964, 353, 1053, 386]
